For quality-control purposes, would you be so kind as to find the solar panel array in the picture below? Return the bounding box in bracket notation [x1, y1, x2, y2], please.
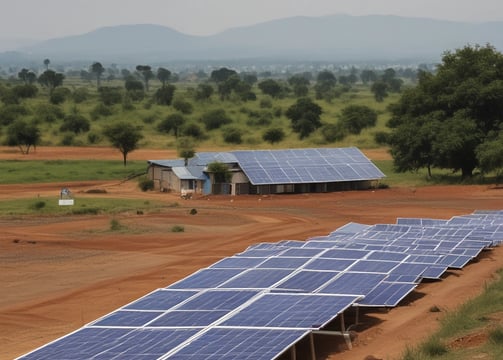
[232, 147, 385, 185]
[19, 210, 503, 360]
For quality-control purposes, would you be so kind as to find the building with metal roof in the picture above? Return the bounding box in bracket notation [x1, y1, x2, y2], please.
[147, 147, 385, 196]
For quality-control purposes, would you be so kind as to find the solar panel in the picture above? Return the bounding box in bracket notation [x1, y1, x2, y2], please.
[221, 293, 359, 329]
[358, 282, 417, 307]
[178, 290, 260, 311]
[168, 269, 244, 289]
[20, 328, 199, 360]
[318, 272, 387, 295]
[219, 269, 294, 289]
[92, 310, 164, 327]
[275, 270, 340, 292]
[124, 290, 198, 311]
[164, 328, 308, 360]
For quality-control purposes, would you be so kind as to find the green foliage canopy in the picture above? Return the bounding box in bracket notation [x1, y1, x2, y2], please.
[103, 122, 143, 166]
[388, 44, 503, 178]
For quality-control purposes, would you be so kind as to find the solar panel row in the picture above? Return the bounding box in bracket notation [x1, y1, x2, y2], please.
[18, 210, 503, 360]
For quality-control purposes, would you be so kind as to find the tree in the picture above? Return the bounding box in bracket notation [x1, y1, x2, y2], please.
[38, 70, 64, 95]
[258, 79, 283, 98]
[43, 58, 50, 70]
[157, 113, 186, 137]
[103, 122, 143, 166]
[288, 75, 310, 97]
[371, 81, 388, 102]
[99, 86, 123, 105]
[177, 137, 196, 166]
[207, 161, 232, 183]
[60, 113, 90, 134]
[157, 67, 171, 87]
[388, 44, 503, 178]
[314, 70, 337, 100]
[154, 84, 176, 105]
[285, 97, 323, 139]
[340, 105, 378, 134]
[18, 68, 36, 84]
[195, 83, 214, 101]
[222, 127, 243, 144]
[210, 67, 237, 83]
[360, 69, 377, 85]
[6, 119, 40, 154]
[136, 65, 154, 91]
[476, 130, 503, 176]
[90, 62, 105, 88]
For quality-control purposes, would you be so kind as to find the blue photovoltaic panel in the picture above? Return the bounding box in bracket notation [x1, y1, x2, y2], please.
[256, 256, 311, 269]
[236, 248, 285, 257]
[388, 263, 429, 278]
[366, 251, 409, 262]
[321, 248, 371, 260]
[219, 269, 293, 289]
[232, 148, 384, 185]
[124, 290, 198, 311]
[168, 268, 244, 289]
[92, 310, 164, 327]
[437, 254, 473, 269]
[19, 328, 198, 360]
[178, 290, 260, 311]
[385, 274, 423, 283]
[149, 310, 229, 327]
[165, 328, 308, 360]
[221, 293, 359, 329]
[210, 256, 266, 269]
[280, 247, 326, 257]
[349, 260, 399, 273]
[304, 258, 357, 271]
[359, 282, 417, 307]
[421, 265, 448, 279]
[275, 271, 340, 292]
[318, 272, 387, 295]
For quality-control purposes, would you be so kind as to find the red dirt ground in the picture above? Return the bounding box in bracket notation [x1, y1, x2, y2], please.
[1, 146, 503, 360]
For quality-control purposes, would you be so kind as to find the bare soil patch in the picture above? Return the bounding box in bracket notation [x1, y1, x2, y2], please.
[1, 146, 502, 360]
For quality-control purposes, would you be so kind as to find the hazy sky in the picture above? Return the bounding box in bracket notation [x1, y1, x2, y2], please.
[2, 0, 503, 39]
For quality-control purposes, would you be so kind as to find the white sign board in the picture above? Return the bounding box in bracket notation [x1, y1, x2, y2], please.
[58, 199, 74, 206]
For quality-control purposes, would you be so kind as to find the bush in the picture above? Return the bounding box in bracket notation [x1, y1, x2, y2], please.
[222, 127, 243, 144]
[0, 104, 30, 126]
[182, 123, 206, 140]
[99, 86, 123, 105]
[154, 84, 176, 105]
[87, 131, 102, 144]
[60, 133, 75, 145]
[260, 96, 273, 108]
[90, 103, 114, 120]
[73, 88, 89, 103]
[158, 113, 185, 137]
[31, 200, 46, 210]
[173, 99, 194, 114]
[201, 109, 232, 130]
[33, 103, 65, 123]
[189, 208, 197, 215]
[12, 84, 38, 99]
[322, 123, 347, 142]
[127, 89, 145, 102]
[421, 338, 448, 357]
[50, 87, 71, 105]
[60, 114, 90, 134]
[171, 225, 185, 232]
[374, 131, 390, 145]
[138, 178, 154, 192]
[110, 219, 124, 231]
[263, 128, 285, 144]
[340, 104, 378, 135]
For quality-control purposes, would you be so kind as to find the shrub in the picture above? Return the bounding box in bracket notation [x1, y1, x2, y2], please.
[259, 96, 273, 109]
[110, 219, 123, 231]
[322, 123, 347, 142]
[263, 128, 285, 144]
[0, 104, 30, 126]
[73, 88, 89, 103]
[33, 103, 65, 123]
[99, 86, 123, 105]
[138, 178, 154, 192]
[158, 113, 185, 137]
[50, 87, 71, 105]
[154, 84, 176, 105]
[60, 133, 75, 145]
[12, 84, 38, 99]
[374, 131, 390, 145]
[340, 104, 378, 135]
[171, 225, 185, 232]
[489, 326, 503, 344]
[90, 103, 114, 120]
[173, 99, 194, 114]
[60, 114, 90, 134]
[31, 200, 46, 210]
[222, 127, 243, 144]
[189, 208, 197, 215]
[421, 338, 448, 357]
[182, 122, 206, 140]
[87, 132, 102, 144]
[201, 109, 232, 130]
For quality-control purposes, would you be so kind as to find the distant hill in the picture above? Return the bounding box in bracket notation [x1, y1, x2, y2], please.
[3, 14, 503, 65]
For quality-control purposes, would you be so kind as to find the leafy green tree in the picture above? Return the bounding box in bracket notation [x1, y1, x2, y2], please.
[50, 87, 70, 105]
[173, 99, 193, 114]
[177, 137, 196, 166]
[6, 119, 40, 154]
[476, 130, 503, 176]
[201, 109, 232, 130]
[136, 65, 154, 91]
[43, 58, 50, 70]
[371, 81, 388, 102]
[182, 122, 205, 140]
[103, 122, 143, 166]
[322, 123, 347, 142]
[361, 69, 377, 85]
[12, 84, 38, 99]
[195, 83, 214, 101]
[340, 105, 378, 134]
[288, 75, 310, 97]
[258, 79, 283, 98]
[0, 104, 30, 125]
[285, 97, 323, 139]
[33, 103, 65, 123]
[157, 67, 171, 87]
[388, 44, 503, 178]
[18, 68, 37, 84]
[242, 73, 258, 86]
[90, 62, 105, 88]
[314, 70, 337, 100]
[157, 113, 186, 137]
[207, 161, 232, 183]
[210, 67, 237, 83]
[60, 113, 90, 134]
[262, 128, 285, 144]
[38, 70, 64, 95]
[154, 84, 176, 105]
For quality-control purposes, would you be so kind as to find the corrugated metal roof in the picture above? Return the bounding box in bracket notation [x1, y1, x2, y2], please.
[148, 159, 186, 167]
